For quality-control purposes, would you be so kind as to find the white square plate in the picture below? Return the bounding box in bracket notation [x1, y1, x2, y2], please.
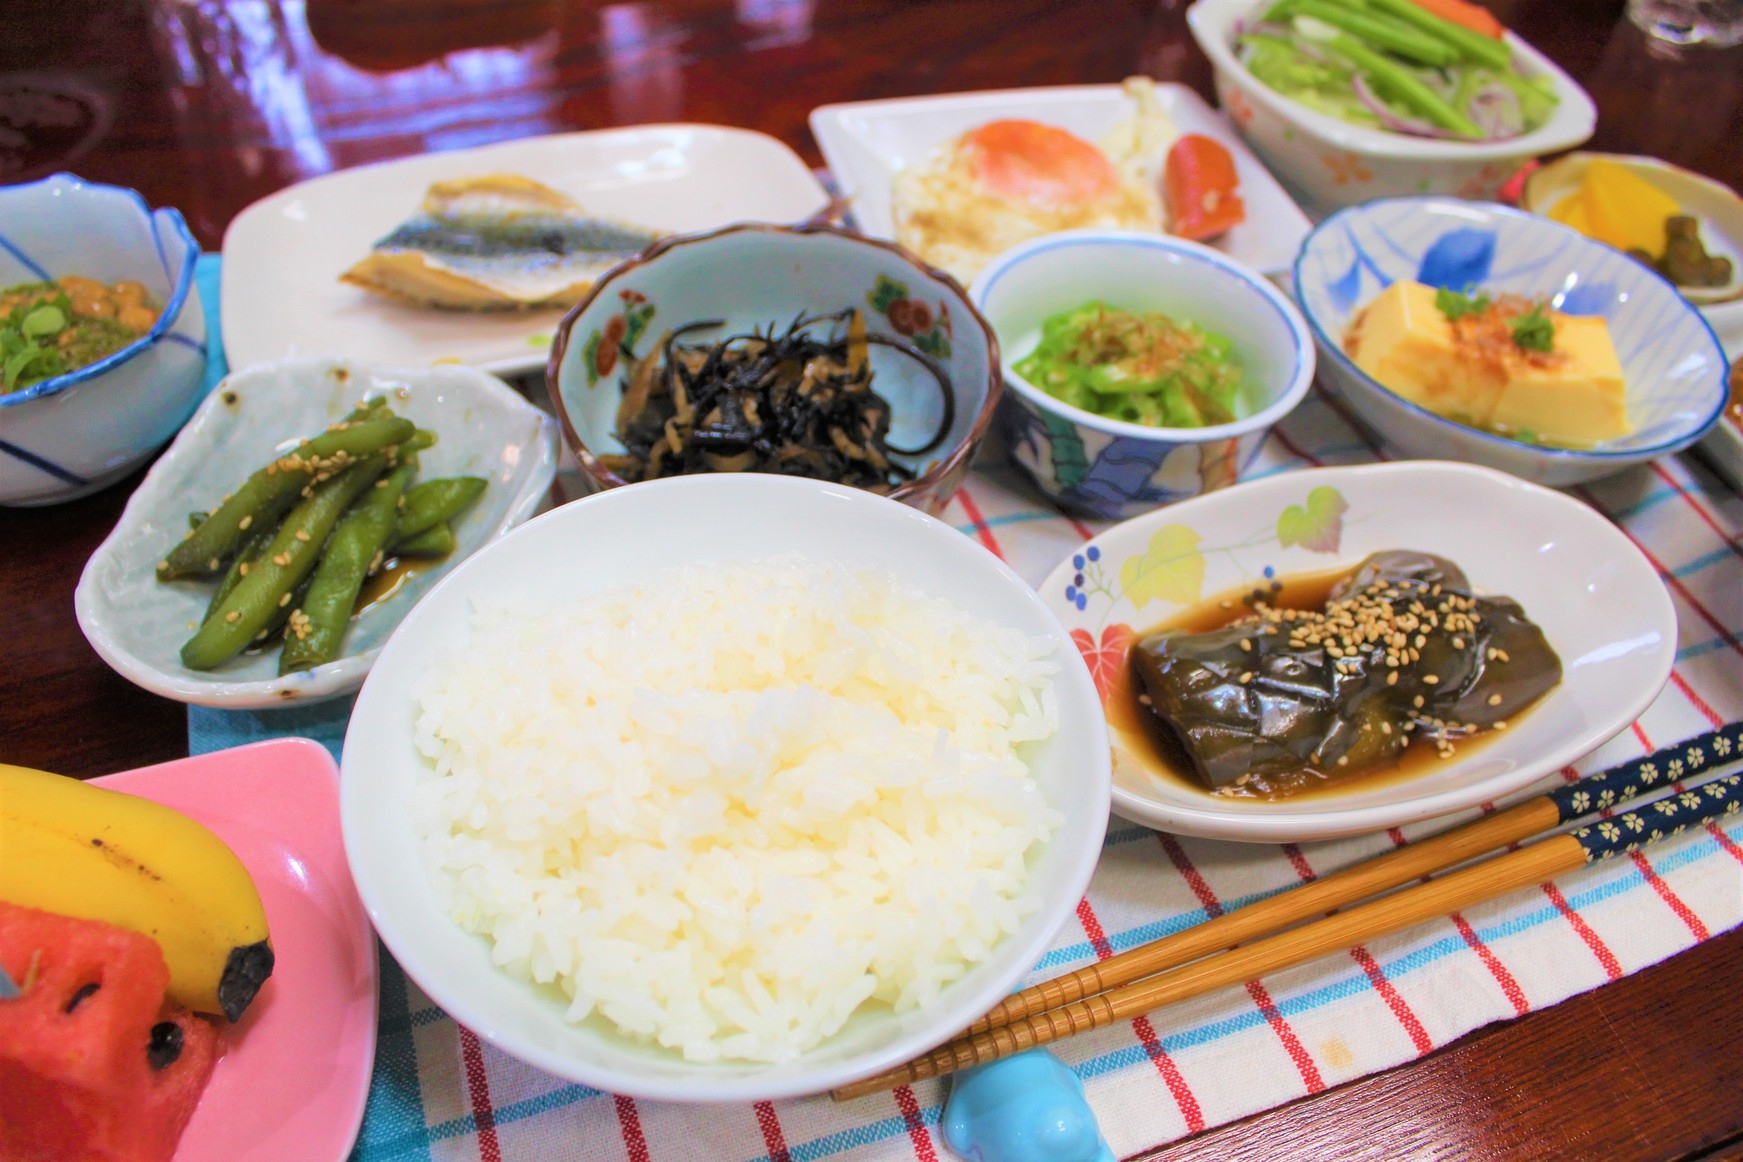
[810, 83, 1311, 278]
[221, 126, 830, 375]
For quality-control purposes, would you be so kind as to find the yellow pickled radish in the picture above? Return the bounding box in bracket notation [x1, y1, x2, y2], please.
[1547, 192, 1591, 235]
[1579, 161, 1680, 256]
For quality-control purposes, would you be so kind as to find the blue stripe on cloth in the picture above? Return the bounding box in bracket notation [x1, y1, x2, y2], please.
[418, 1084, 606, 1148]
[349, 954, 432, 1162]
[1673, 546, 1737, 577]
[737, 1103, 944, 1162]
[1679, 638, 1736, 662]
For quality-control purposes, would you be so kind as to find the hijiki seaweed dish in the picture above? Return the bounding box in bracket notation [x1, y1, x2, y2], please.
[1129, 550, 1561, 799]
[601, 308, 955, 492]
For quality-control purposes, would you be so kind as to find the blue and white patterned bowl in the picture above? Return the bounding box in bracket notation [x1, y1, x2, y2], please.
[1294, 197, 1729, 486]
[0, 173, 207, 506]
[970, 230, 1315, 521]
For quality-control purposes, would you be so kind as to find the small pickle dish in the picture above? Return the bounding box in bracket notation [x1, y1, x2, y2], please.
[75, 357, 558, 708]
[0, 174, 206, 506]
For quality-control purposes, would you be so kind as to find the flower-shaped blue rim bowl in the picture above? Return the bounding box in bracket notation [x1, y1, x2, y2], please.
[1292, 196, 1730, 466]
[0, 172, 201, 409]
[972, 229, 1316, 445]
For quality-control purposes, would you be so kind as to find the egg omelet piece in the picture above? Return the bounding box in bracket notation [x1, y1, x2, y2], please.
[893, 103, 1167, 285]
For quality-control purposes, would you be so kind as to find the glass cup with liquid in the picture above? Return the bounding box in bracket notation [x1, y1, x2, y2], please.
[1627, 0, 1743, 46]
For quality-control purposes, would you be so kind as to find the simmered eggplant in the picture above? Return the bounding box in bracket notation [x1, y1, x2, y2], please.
[1129, 551, 1560, 796]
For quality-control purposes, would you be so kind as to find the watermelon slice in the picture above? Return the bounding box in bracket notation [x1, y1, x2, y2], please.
[0, 902, 223, 1162]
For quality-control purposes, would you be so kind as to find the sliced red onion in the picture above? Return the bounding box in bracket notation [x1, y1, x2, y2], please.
[1469, 82, 1524, 141]
[1351, 72, 1460, 139]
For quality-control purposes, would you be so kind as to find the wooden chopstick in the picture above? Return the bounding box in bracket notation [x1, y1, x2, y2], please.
[831, 725, 1743, 1102]
[963, 722, 1743, 1039]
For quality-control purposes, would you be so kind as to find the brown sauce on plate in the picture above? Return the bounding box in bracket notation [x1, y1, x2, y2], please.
[1113, 564, 1510, 803]
[353, 554, 443, 617]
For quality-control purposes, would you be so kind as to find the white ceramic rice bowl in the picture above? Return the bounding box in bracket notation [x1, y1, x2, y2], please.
[339, 473, 1112, 1102]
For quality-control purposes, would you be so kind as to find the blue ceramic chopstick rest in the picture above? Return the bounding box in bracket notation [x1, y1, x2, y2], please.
[941, 1049, 1114, 1162]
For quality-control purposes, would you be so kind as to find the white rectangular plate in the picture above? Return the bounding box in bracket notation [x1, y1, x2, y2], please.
[810, 83, 1311, 278]
[221, 125, 830, 375]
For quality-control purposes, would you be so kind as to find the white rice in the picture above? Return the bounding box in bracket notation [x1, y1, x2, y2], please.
[411, 555, 1061, 1063]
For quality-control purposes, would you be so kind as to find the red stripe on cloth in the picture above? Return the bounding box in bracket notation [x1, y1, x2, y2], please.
[1707, 823, 1743, 866]
[1079, 896, 1207, 1132]
[1578, 493, 1743, 658]
[614, 1094, 652, 1162]
[1244, 980, 1326, 1092]
[1076, 896, 1114, 960]
[1629, 850, 1710, 940]
[1632, 721, 1653, 750]
[754, 1101, 793, 1162]
[1648, 461, 1743, 562]
[1541, 882, 1623, 979]
[1159, 835, 1321, 1090]
[1280, 843, 1317, 883]
[457, 1027, 503, 1162]
[1267, 426, 1325, 468]
[1066, 515, 1096, 541]
[1130, 1014, 1206, 1134]
[951, 489, 1005, 561]
[1669, 670, 1724, 728]
[1449, 912, 1529, 1015]
[1157, 834, 1225, 918]
[893, 1085, 939, 1162]
[1348, 946, 1433, 1055]
[1560, 766, 1581, 784]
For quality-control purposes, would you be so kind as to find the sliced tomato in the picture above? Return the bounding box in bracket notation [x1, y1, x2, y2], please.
[1164, 134, 1245, 242]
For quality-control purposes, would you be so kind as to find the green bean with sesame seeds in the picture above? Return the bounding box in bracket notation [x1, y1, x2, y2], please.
[391, 476, 486, 547]
[159, 416, 415, 580]
[280, 461, 416, 674]
[180, 457, 389, 671]
[392, 520, 457, 558]
[202, 523, 276, 626]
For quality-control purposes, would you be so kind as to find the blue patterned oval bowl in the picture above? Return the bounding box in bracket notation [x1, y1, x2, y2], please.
[0, 173, 206, 506]
[1294, 197, 1729, 486]
[546, 221, 1000, 516]
[970, 230, 1315, 522]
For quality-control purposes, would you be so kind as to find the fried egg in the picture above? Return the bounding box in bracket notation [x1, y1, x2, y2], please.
[892, 80, 1177, 284]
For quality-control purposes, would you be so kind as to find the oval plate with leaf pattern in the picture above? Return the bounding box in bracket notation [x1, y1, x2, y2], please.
[1040, 460, 1677, 842]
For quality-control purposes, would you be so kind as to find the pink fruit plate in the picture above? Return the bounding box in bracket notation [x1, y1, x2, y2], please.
[94, 738, 377, 1162]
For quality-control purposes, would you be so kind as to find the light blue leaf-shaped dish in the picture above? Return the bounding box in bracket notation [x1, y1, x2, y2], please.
[1293, 197, 1729, 485]
[0, 173, 207, 505]
[74, 357, 558, 708]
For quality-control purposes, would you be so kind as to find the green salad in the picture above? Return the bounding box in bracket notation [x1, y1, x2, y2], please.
[1, 279, 156, 393]
[1235, 0, 1557, 140]
[1014, 302, 1245, 429]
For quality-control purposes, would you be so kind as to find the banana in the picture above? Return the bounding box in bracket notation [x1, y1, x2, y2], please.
[0, 763, 274, 1021]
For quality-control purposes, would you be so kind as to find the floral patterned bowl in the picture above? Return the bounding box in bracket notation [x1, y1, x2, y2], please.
[970, 230, 1315, 521]
[545, 222, 1000, 516]
[1186, 0, 1596, 215]
[1041, 461, 1677, 842]
[1294, 197, 1729, 486]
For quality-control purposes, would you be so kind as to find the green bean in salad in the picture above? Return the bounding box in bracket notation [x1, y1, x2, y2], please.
[1235, 0, 1557, 141]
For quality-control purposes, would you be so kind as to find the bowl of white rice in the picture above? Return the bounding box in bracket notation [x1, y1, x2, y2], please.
[339, 472, 1111, 1102]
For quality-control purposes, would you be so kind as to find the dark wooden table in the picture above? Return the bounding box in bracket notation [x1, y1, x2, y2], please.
[4, 1, 1741, 1158]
